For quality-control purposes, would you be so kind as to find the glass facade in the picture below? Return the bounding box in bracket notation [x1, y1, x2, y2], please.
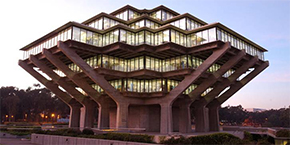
[150, 10, 174, 21]
[88, 17, 120, 30]
[129, 20, 160, 29]
[115, 10, 140, 21]
[23, 24, 265, 60]
[217, 28, 264, 60]
[23, 27, 72, 59]
[89, 78, 213, 96]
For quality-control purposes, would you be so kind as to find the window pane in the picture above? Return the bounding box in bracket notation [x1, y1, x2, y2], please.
[72, 27, 80, 41]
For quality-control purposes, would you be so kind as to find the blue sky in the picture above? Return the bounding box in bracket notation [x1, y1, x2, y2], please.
[0, 0, 289, 109]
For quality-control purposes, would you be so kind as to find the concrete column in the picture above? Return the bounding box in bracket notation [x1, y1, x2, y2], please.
[207, 102, 220, 131]
[69, 102, 81, 129]
[193, 100, 209, 132]
[179, 105, 191, 133]
[116, 103, 128, 129]
[98, 105, 110, 129]
[80, 99, 96, 129]
[160, 103, 173, 134]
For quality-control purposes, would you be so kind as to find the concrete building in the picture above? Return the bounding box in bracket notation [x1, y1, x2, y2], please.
[245, 108, 266, 112]
[19, 5, 269, 134]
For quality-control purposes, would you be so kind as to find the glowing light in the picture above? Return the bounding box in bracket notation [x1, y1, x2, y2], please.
[45, 116, 48, 119]
[5, 115, 8, 118]
[40, 113, 44, 118]
[51, 113, 55, 117]
[11, 115, 14, 118]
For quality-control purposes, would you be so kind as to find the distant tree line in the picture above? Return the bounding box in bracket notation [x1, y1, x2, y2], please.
[1, 85, 289, 128]
[0, 85, 69, 123]
[219, 105, 290, 127]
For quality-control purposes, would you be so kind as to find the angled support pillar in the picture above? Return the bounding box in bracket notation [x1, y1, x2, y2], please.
[188, 50, 246, 101]
[42, 49, 101, 105]
[216, 61, 269, 104]
[206, 60, 269, 131]
[57, 41, 123, 102]
[159, 42, 230, 134]
[203, 56, 260, 104]
[29, 55, 96, 129]
[18, 60, 82, 128]
[165, 42, 231, 102]
[160, 103, 173, 134]
[57, 41, 129, 129]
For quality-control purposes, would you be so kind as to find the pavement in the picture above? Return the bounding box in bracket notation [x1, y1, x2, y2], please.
[0, 138, 35, 145]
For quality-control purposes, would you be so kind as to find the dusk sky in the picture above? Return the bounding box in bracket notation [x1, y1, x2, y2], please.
[0, 0, 289, 109]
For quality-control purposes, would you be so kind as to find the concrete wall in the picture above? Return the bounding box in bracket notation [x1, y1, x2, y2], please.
[127, 105, 160, 132]
[31, 134, 156, 145]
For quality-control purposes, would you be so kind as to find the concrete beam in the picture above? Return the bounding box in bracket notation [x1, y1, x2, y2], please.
[188, 50, 246, 101]
[57, 41, 124, 103]
[165, 42, 231, 102]
[29, 55, 96, 128]
[203, 56, 259, 103]
[29, 55, 86, 103]
[216, 61, 269, 104]
[57, 41, 131, 129]
[18, 60, 82, 128]
[18, 60, 72, 104]
[42, 49, 101, 104]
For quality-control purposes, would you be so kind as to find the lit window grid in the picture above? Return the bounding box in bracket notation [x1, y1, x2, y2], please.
[23, 27, 72, 59]
[23, 26, 264, 61]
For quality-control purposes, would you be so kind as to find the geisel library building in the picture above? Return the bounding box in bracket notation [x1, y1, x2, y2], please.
[19, 5, 269, 134]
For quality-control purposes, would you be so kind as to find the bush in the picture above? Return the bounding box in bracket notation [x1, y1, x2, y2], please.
[244, 131, 253, 141]
[82, 128, 94, 135]
[276, 129, 290, 137]
[161, 133, 244, 145]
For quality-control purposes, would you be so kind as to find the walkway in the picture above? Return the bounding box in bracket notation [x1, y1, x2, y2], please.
[0, 138, 35, 145]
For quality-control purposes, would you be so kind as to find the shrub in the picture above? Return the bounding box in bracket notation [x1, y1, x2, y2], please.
[161, 133, 243, 145]
[82, 128, 94, 135]
[276, 129, 290, 137]
[63, 128, 81, 136]
[244, 131, 253, 141]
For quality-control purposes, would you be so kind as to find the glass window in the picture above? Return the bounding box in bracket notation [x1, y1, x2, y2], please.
[180, 18, 186, 30]
[72, 27, 80, 41]
[120, 29, 126, 42]
[146, 56, 150, 70]
[208, 28, 216, 42]
[163, 30, 169, 42]
[80, 29, 86, 43]
[196, 32, 202, 45]
[86, 31, 93, 44]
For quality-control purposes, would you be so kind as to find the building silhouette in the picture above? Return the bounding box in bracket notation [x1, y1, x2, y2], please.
[19, 5, 269, 134]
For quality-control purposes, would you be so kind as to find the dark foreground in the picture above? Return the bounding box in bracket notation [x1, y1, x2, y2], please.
[0, 138, 34, 145]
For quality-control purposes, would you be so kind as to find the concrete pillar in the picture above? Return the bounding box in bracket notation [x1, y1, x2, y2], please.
[80, 99, 96, 129]
[193, 100, 209, 132]
[160, 103, 173, 134]
[207, 102, 220, 131]
[179, 105, 191, 133]
[69, 102, 82, 129]
[98, 105, 110, 129]
[116, 103, 128, 129]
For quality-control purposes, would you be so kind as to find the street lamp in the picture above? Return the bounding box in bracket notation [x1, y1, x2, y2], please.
[51, 113, 55, 122]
